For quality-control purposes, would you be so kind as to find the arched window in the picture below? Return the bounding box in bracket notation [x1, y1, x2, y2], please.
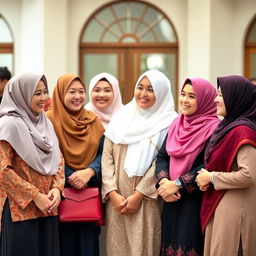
[0, 14, 14, 73]
[80, 0, 178, 105]
[244, 15, 256, 80]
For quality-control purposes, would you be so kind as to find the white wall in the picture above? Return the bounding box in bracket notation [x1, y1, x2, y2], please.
[210, 0, 256, 84]
[210, 0, 235, 84]
[1, 0, 256, 93]
[20, 0, 44, 73]
[187, 0, 211, 80]
[43, 0, 68, 93]
[233, 0, 256, 75]
[0, 0, 21, 75]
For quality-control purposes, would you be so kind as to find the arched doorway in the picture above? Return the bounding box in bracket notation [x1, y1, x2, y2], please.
[244, 15, 256, 80]
[79, 0, 178, 105]
[0, 14, 14, 73]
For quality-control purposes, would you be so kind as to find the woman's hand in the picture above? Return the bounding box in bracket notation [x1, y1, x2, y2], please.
[33, 192, 52, 215]
[47, 188, 61, 214]
[68, 168, 95, 189]
[120, 191, 144, 215]
[109, 191, 126, 214]
[196, 169, 211, 191]
[158, 179, 181, 202]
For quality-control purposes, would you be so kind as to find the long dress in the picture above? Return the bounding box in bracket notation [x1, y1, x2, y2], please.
[155, 137, 204, 256]
[203, 144, 256, 256]
[59, 136, 104, 256]
[101, 137, 162, 256]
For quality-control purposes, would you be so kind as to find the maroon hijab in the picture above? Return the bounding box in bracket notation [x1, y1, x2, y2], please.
[201, 75, 256, 231]
[204, 75, 256, 162]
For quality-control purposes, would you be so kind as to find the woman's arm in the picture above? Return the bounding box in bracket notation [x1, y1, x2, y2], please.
[101, 137, 118, 202]
[68, 136, 105, 189]
[155, 135, 170, 185]
[0, 140, 40, 209]
[47, 155, 65, 213]
[52, 155, 65, 191]
[197, 144, 256, 190]
[88, 135, 105, 178]
[213, 144, 256, 190]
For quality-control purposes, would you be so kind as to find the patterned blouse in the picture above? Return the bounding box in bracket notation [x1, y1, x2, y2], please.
[0, 140, 65, 223]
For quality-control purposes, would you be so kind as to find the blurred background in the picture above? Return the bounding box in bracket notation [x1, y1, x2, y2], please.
[0, 0, 256, 108]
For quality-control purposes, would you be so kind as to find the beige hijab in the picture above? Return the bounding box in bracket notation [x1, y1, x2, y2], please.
[47, 74, 104, 169]
[0, 72, 61, 175]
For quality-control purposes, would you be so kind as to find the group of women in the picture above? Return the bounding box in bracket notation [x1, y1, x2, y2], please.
[0, 68, 255, 256]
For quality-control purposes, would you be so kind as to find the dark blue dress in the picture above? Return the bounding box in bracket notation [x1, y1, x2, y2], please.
[59, 136, 104, 256]
[155, 136, 204, 256]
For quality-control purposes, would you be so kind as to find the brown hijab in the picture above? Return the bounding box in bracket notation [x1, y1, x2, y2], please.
[47, 74, 104, 169]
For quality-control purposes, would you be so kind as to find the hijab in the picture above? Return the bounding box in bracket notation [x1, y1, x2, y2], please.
[85, 73, 123, 128]
[47, 74, 104, 169]
[166, 78, 220, 180]
[0, 72, 61, 175]
[105, 69, 178, 177]
[204, 75, 256, 162]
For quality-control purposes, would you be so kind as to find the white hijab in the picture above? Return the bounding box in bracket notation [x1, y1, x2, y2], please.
[105, 70, 178, 177]
[85, 73, 123, 128]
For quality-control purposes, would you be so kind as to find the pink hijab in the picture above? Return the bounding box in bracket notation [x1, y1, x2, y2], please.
[166, 78, 220, 180]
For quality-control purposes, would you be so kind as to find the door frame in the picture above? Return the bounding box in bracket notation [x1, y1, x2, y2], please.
[244, 44, 256, 79]
[80, 43, 178, 105]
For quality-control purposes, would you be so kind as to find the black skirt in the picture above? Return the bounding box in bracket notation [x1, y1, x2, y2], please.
[161, 190, 204, 256]
[0, 200, 60, 256]
[59, 221, 100, 256]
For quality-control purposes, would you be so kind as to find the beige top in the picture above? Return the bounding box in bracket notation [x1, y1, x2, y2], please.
[101, 137, 162, 256]
[204, 144, 256, 256]
[101, 138, 158, 201]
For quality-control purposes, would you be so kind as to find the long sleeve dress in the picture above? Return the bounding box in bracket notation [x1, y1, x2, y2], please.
[0, 140, 65, 256]
[101, 137, 162, 256]
[203, 144, 256, 256]
[59, 136, 104, 256]
[155, 136, 204, 256]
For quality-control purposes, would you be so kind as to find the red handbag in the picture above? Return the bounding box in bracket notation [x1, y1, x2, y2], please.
[58, 187, 103, 222]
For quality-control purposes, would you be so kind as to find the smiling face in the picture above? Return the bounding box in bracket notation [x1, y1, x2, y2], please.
[215, 87, 227, 117]
[134, 76, 156, 109]
[30, 80, 48, 115]
[180, 84, 197, 115]
[64, 79, 86, 113]
[91, 80, 114, 110]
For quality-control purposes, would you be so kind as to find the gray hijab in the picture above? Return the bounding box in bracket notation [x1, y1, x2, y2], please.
[0, 72, 61, 175]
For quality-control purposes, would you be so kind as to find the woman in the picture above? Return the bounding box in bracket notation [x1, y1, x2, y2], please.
[197, 75, 256, 256]
[86, 73, 122, 256]
[156, 78, 219, 255]
[101, 69, 178, 256]
[47, 74, 104, 256]
[0, 72, 64, 256]
[86, 72, 122, 128]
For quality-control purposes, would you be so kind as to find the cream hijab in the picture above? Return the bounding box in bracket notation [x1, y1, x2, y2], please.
[0, 72, 61, 175]
[105, 70, 178, 177]
[85, 73, 123, 128]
